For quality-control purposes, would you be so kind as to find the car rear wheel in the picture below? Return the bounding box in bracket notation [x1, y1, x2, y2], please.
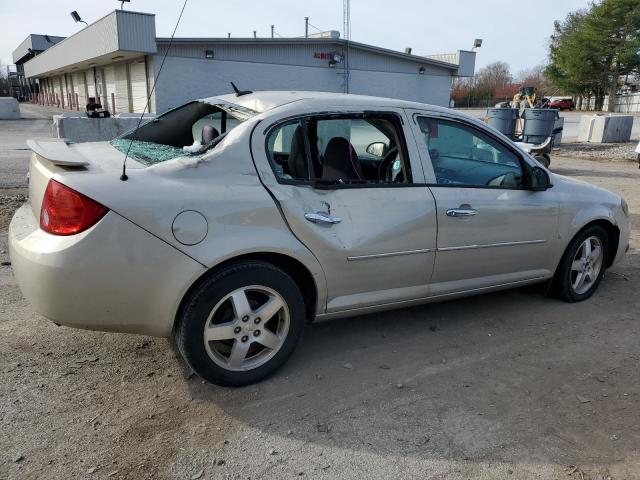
[177, 261, 305, 386]
[552, 225, 608, 302]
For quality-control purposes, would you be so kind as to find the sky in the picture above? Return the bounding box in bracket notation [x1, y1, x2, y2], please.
[1, 0, 592, 76]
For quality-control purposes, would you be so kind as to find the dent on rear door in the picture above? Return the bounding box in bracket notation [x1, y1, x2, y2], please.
[251, 108, 437, 311]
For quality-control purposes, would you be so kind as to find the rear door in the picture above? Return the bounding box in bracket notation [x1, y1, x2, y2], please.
[252, 108, 437, 313]
[406, 110, 560, 295]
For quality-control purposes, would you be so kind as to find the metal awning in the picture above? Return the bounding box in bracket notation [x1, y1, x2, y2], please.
[23, 10, 156, 78]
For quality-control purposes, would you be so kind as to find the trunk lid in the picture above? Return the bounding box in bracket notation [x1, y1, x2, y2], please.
[27, 139, 144, 219]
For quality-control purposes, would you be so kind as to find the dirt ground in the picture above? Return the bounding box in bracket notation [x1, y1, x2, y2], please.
[1, 112, 639, 479]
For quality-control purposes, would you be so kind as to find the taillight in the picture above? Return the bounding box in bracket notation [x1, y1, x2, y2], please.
[40, 180, 108, 235]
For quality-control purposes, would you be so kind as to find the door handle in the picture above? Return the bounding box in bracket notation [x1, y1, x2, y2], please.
[305, 211, 342, 224]
[446, 208, 477, 218]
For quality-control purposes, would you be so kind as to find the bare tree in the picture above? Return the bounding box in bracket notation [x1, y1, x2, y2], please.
[516, 65, 556, 97]
[0, 61, 10, 96]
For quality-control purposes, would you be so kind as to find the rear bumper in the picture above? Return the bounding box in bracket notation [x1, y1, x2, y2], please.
[9, 204, 205, 337]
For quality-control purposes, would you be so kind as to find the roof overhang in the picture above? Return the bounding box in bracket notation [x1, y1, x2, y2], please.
[23, 10, 156, 78]
[12, 34, 65, 64]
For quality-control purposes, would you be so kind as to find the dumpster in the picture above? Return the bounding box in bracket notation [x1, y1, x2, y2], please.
[486, 108, 518, 138]
[522, 109, 559, 144]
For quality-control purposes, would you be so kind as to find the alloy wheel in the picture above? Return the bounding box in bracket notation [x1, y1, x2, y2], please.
[203, 286, 290, 371]
[570, 236, 604, 295]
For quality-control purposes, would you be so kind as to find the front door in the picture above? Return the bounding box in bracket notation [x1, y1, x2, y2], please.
[253, 109, 437, 313]
[407, 111, 560, 295]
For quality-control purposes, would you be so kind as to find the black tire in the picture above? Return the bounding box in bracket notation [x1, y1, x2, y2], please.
[552, 225, 609, 302]
[534, 153, 550, 168]
[177, 261, 305, 386]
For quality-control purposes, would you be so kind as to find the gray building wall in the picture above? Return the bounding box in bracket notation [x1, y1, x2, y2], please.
[153, 46, 454, 113]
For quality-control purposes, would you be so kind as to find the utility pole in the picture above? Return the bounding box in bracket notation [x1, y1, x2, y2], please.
[304, 17, 309, 38]
[343, 0, 351, 93]
[271, 25, 274, 38]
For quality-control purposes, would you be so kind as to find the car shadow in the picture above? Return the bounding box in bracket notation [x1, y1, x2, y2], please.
[185, 257, 640, 466]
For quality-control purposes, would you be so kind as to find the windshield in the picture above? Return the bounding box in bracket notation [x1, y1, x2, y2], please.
[110, 101, 257, 166]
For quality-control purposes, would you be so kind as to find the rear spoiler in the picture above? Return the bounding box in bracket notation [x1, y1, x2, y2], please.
[26, 139, 89, 167]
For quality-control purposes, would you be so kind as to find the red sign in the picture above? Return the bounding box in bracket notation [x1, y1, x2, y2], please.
[314, 52, 332, 60]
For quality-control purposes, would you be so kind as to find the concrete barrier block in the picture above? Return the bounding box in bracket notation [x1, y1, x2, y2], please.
[578, 114, 634, 143]
[53, 113, 155, 143]
[602, 115, 633, 142]
[0, 97, 20, 119]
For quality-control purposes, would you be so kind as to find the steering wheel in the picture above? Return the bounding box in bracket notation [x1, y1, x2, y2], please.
[377, 146, 404, 183]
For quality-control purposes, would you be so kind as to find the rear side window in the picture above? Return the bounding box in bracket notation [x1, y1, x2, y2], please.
[416, 117, 524, 188]
[266, 114, 412, 186]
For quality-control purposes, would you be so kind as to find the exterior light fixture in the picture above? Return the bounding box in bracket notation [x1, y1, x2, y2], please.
[119, 0, 130, 10]
[328, 52, 344, 68]
[205, 50, 214, 59]
[473, 38, 483, 49]
[418, 66, 426, 75]
[71, 11, 88, 27]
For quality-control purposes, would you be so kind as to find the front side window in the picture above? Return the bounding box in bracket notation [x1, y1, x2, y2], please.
[266, 114, 411, 186]
[416, 117, 524, 188]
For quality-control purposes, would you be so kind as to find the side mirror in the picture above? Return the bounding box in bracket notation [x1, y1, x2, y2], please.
[366, 142, 388, 157]
[530, 166, 551, 191]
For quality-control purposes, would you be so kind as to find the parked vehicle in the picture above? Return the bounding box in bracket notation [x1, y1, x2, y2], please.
[548, 98, 576, 110]
[9, 91, 630, 386]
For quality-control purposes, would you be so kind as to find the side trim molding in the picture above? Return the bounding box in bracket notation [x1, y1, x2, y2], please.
[437, 239, 546, 252]
[347, 248, 434, 261]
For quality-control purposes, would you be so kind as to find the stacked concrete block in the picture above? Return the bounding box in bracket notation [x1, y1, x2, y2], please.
[578, 114, 634, 143]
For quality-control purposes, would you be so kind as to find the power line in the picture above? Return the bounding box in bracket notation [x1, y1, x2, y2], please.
[120, 0, 189, 181]
[306, 21, 325, 33]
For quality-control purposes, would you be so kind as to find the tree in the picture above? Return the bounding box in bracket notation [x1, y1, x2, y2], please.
[546, 0, 640, 111]
[451, 62, 515, 107]
[589, 0, 640, 110]
[0, 61, 10, 97]
[476, 61, 512, 93]
[516, 65, 554, 95]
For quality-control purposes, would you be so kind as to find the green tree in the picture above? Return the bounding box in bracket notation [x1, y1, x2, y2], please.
[546, 0, 640, 111]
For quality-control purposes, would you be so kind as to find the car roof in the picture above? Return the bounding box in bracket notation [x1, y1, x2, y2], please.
[204, 90, 452, 115]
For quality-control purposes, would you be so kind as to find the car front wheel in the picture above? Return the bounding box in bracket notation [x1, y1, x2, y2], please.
[553, 225, 608, 302]
[177, 261, 305, 386]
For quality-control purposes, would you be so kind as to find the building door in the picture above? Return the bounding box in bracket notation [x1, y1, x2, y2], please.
[129, 60, 148, 113]
[104, 66, 116, 112]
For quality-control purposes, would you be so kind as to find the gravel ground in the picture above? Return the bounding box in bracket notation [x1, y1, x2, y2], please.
[0, 191, 27, 232]
[555, 142, 639, 162]
[1, 112, 639, 479]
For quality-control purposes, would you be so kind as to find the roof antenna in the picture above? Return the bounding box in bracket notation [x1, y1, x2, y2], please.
[120, 0, 189, 181]
[230, 82, 253, 97]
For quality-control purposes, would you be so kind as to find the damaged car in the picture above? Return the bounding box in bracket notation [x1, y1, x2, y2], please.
[9, 91, 630, 386]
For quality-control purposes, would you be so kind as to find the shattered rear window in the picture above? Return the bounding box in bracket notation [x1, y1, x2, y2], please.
[111, 100, 258, 166]
[110, 139, 185, 165]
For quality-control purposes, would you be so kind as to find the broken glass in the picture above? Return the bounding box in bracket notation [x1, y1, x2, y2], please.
[110, 139, 185, 166]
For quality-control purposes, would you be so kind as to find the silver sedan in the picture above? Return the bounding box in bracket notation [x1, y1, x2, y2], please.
[9, 91, 630, 386]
